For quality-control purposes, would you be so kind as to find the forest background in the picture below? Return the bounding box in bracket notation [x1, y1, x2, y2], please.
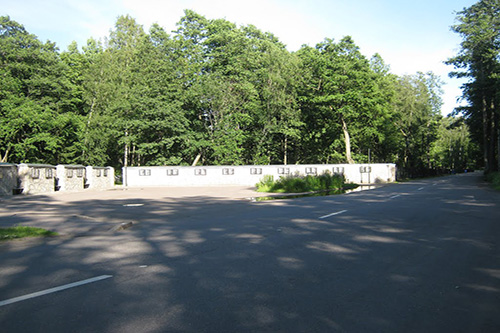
[1, 1, 498, 178]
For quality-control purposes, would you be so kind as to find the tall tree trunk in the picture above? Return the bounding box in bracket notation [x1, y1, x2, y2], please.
[482, 94, 490, 173]
[192, 153, 202, 166]
[82, 97, 96, 161]
[497, 125, 500, 172]
[491, 99, 499, 172]
[341, 115, 355, 164]
[124, 130, 129, 187]
[497, 111, 500, 172]
[283, 136, 288, 165]
[492, 106, 499, 172]
[1, 147, 9, 163]
[488, 99, 496, 172]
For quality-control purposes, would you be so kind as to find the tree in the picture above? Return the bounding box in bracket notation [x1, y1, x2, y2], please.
[366, 54, 399, 163]
[81, 15, 146, 168]
[247, 25, 303, 165]
[1, 12, 474, 176]
[431, 117, 476, 171]
[173, 11, 302, 165]
[297, 37, 389, 164]
[392, 72, 443, 177]
[130, 23, 190, 166]
[447, 0, 500, 173]
[0, 16, 82, 164]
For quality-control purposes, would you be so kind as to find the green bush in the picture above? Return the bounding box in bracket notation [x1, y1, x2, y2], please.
[256, 175, 275, 192]
[486, 172, 500, 190]
[304, 175, 322, 191]
[277, 176, 308, 192]
[256, 172, 345, 193]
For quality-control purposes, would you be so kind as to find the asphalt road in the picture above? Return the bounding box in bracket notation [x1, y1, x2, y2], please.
[0, 173, 499, 332]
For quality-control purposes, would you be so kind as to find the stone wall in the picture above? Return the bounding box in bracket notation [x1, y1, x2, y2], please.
[0, 163, 17, 196]
[17, 164, 56, 195]
[85, 166, 115, 190]
[124, 163, 397, 187]
[56, 165, 86, 192]
[3, 163, 396, 195]
[0, 164, 115, 196]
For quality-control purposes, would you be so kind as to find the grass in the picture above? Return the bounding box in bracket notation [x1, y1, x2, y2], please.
[0, 226, 58, 241]
[256, 172, 347, 193]
[485, 171, 500, 190]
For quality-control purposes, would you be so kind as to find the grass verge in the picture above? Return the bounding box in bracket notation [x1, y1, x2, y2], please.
[0, 226, 58, 241]
[485, 172, 500, 190]
[256, 172, 347, 193]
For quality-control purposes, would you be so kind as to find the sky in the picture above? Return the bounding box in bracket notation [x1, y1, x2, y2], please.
[2, 0, 478, 116]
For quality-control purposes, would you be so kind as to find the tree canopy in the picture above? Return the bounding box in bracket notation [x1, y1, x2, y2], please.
[447, 0, 500, 173]
[0, 9, 482, 177]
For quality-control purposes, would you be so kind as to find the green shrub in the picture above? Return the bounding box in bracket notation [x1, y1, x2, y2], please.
[277, 175, 308, 193]
[304, 175, 322, 191]
[256, 172, 345, 193]
[256, 175, 275, 192]
[486, 172, 500, 190]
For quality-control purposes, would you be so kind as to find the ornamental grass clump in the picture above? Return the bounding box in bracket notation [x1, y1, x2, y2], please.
[256, 171, 345, 193]
[256, 175, 275, 192]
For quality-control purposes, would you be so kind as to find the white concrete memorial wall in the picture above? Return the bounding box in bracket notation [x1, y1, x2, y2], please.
[124, 163, 397, 187]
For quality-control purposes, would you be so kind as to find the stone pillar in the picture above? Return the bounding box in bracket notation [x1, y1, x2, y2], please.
[0, 163, 17, 196]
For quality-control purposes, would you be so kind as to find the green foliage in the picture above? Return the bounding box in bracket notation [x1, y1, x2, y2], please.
[0, 12, 480, 176]
[485, 172, 500, 190]
[0, 226, 58, 240]
[447, 0, 500, 173]
[256, 175, 275, 192]
[390, 72, 444, 177]
[296, 37, 396, 165]
[430, 117, 477, 171]
[0, 16, 83, 164]
[174, 12, 303, 165]
[256, 172, 345, 193]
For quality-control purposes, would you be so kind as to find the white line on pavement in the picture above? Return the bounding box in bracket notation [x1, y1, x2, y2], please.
[389, 194, 401, 199]
[418, 187, 424, 191]
[0, 275, 113, 307]
[319, 210, 347, 219]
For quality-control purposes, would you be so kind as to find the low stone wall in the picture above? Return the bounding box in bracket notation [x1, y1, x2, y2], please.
[56, 165, 86, 192]
[124, 163, 397, 187]
[17, 164, 56, 195]
[0, 164, 115, 196]
[85, 166, 115, 190]
[0, 163, 18, 196]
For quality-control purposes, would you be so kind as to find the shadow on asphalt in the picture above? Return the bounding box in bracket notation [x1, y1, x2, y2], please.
[1, 174, 499, 332]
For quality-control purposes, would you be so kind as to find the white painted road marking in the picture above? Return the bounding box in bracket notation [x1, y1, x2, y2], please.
[389, 194, 401, 199]
[0, 275, 113, 307]
[319, 210, 347, 219]
[418, 187, 424, 191]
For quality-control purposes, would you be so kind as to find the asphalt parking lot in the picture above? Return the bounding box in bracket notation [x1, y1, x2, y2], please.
[1, 174, 499, 332]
